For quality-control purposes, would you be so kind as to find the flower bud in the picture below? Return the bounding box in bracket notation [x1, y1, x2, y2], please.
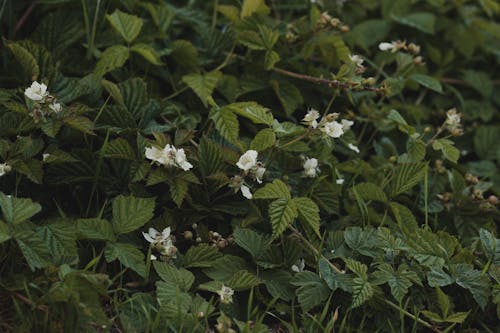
[488, 195, 499, 205]
[184, 230, 193, 240]
[340, 25, 350, 32]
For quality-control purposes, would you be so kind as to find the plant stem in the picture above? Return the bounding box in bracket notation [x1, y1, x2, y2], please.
[272, 67, 382, 93]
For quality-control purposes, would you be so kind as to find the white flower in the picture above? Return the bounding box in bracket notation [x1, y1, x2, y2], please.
[174, 148, 193, 171]
[303, 157, 319, 178]
[229, 176, 253, 199]
[254, 165, 266, 184]
[42, 153, 50, 162]
[145, 144, 192, 171]
[303, 109, 321, 128]
[150, 254, 158, 261]
[347, 143, 360, 153]
[321, 121, 344, 138]
[349, 54, 364, 67]
[445, 108, 462, 134]
[0, 163, 11, 177]
[241, 184, 253, 199]
[143, 227, 172, 245]
[378, 42, 396, 52]
[145, 146, 170, 165]
[217, 285, 234, 304]
[49, 102, 62, 113]
[24, 81, 49, 101]
[291, 259, 305, 272]
[341, 119, 354, 131]
[237, 150, 258, 171]
[336, 178, 345, 185]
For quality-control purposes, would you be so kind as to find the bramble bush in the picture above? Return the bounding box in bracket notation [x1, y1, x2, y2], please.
[0, 0, 499, 332]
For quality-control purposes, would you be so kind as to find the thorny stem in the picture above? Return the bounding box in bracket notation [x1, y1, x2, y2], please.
[272, 67, 382, 93]
[288, 226, 442, 332]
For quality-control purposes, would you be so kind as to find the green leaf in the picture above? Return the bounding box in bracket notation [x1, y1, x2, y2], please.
[198, 138, 224, 177]
[233, 227, 271, 258]
[94, 45, 129, 76]
[5, 40, 39, 80]
[264, 50, 280, 70]
[37, 223, 77, 264]
[432, 139, 459, 163]
[226, 270, 261, 290]
[170, 177, 189, 207]
[210, 107, 240, 144]
[112, 195, 155, 234]
[106, 9, 143, 43]
[349, 19, 392, 49]
[351, 277, 374, 308]
[268, 198, 297, 238]
[293, 197, 320, 237]
[103, 138, 135, 160]
[463, 70, 492, 98]
[104, 242, 146, 277]
[182, 71, 222, 107]
[270, 80, 304, 117]
[153, 261, 194, 291]
[392, 12, 436, 34]
[253, 179, 291, 200]
[390, 162, 427, 197]
[63, 116, 95, 135]
[351, 182, 388, 203]
[223, 102, 274, 126]
[0, 193, 42, 224]
[373, 263, 420, 303]
[241, 0, 270, 18]
[183, 244, 222, 268]
[13, 228, 51, 270]
[0, 221, 10, 243]
[156, 280, 191, 312]
[444, 311, 470, 324]
[250, 128, 276, 151]
[291, 272, 330, 312]
[131, 43, 163, 65]
[410, 74, 442, 93]
[479, 228, 500, 263]
[453, 264, 490, 309]
[312, 181, 340, 215]
[474, 126, 500, 160]
[77, 218, 116, 241]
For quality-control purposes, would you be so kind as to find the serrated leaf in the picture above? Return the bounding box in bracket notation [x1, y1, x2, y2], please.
[15, 230, 52, 270]
[253, 179, 290, 200]
[392, 12, 436, 34]
[94, 45, 129, 76]
[352, 182, 388, 203]
[270, 80, 304, 117]
[198, 138, 224, 177]
[183, 244, 222, 268]
[104, 242, 146, 277]
[112, 195, 155, 234]
[474, 126, 500, 160]
[37, 223, 77, 264]
[410, 74, 442, 93]
[0, 221, 10, 243]
[153, 261, 194, 291]
[77, 218, 116, 241]
[268, 198, 297, 238]
[351, 277, 373, 308]
[131, 43, 162, 65]
[0, 193, 42, 224]
[294, 197, 320, 237]
[210, 107, 239, 144]
[233, 227, 271, 258]
[182, 71, 222, 107]
[5, 40, 39, 80]
[432, 138, 459, 163]
[106, 9, 143, 43]
[103, 138, 135, 160]
[291, 272, 330, 312]
[223, 102, 273, 126]
[226, 270, 261, 290]
[241, 0, 270, 18]
[250, 128, 276, 151]
[63, 116, 95, 135]
[390, 162, 427, 197]
[170, 177, 188, 207]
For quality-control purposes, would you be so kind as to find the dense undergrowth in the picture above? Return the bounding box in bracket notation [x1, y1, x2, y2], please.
[0, 0, 500, 332]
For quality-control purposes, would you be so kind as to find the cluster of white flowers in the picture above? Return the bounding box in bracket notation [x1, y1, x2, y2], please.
[230, 150, 266, 199]
[145, 144, 193, 171]
[24, 81, 63, 120]
[445, 108, 463, 135]
[379, 41, 422, 64]
[302, 157, 320, 178]
[302, 109, 354, 139]
[142, 227, 177, 258]
[0, 163, 12, 177]
[217, 285, 234, 304]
